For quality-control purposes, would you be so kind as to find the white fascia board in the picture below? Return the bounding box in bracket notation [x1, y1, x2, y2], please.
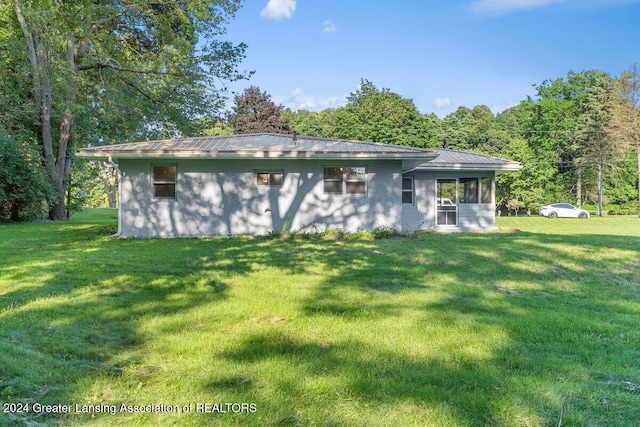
[415, 163, 522, 172]
[77, 151, 438, 161]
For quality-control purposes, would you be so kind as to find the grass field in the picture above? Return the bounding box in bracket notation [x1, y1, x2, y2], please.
[1, 209, 639, 426]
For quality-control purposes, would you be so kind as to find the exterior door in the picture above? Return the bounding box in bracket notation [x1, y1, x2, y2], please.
[436, 179, 457, 226]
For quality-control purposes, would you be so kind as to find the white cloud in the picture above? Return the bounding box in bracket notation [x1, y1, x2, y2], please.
[469, 0, 568, 14]
[278, 88, 347, 111]
[432, 98, 452, 109]
[260, 0, 296, 21]
[322, 19, 338, 33]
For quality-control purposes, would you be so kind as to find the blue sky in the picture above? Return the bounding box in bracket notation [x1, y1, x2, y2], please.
[222, 0, 640, 117]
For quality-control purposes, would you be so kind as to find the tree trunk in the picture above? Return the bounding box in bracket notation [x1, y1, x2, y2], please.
[597, 162, 603, 216]
[49, 33, 78, 220]
[14, 1, 78, 220]
[99, 162, 118, 208]
[576, 167, 582, 208]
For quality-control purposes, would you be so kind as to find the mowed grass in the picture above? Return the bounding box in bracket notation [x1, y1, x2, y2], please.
[1, 210, 639, 426]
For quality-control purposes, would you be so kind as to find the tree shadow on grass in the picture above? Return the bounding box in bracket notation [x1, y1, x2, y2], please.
[289, 232, 640, 425]
[1, 219, 639, 425]
[212, 330, 502, 426]
[0, 232, 235, 425]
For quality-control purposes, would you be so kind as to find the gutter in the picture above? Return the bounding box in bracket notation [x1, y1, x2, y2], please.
[77, 150, 440, 162]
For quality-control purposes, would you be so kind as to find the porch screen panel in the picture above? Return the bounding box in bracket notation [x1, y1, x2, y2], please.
[481, 177, 492, 203]
[459, 178, 478, 203]
[437, 179, 457, 226]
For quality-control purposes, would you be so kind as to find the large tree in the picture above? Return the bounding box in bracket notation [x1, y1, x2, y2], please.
[574, 71, 623, 216]
[10, 0, 249, 220]
[333, 80, 436, 147]
[227, 86, 290, 134]
[608, 65, 640, 217]
[281, 108, 336, 138]
[439, 105, 510, 156]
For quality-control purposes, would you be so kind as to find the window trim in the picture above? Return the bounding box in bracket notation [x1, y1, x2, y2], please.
[402, 176, 414, 205]
[256, 170, 284, 187]
[152, 164, 177, 199]
[323, 166, 367, 196]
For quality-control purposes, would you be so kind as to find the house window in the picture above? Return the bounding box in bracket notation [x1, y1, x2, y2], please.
[323, 167, 343, 194]
[402, 177, 414, 204]
[459, 178, 479, 204]
[481, 177, 492, 203]
[345, 167, 366, 195]
[323, 167, 366, 195]
[153, 165, 176, 199]
[257, 171, 283, 186]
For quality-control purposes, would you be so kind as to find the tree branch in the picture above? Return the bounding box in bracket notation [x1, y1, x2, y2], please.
[77, 59, 190, 78]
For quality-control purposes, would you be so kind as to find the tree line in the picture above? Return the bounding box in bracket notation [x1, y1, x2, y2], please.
[225, 74, 640, 217]
[1, 2, 638, 221]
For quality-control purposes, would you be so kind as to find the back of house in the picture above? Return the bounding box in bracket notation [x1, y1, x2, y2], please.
[77, 133, 521, 237]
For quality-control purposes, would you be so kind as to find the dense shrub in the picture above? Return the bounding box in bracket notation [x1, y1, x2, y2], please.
[583, 202, 639, 216]
[0, 130, 52, 222]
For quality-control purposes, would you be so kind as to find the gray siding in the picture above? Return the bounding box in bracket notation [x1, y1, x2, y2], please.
[117, 159, 402, 237]
[402, 170, 497, 232]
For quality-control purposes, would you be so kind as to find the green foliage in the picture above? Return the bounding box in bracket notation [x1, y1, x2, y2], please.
[0, 130, 52, 222]
[608, 64, 640, 216]
[503, 70, 639, 211]
[228, 86, 290, 134]
[69, 160, 114, 210]
[334, 79, 437, 147]
[439, 105, 511, 155]
[6, 0, 250, 220]
[282, 108, 337, 138]
[496, 137, 547, 211]
[278, 73, 638, 213]
[193, 119, 234, 136]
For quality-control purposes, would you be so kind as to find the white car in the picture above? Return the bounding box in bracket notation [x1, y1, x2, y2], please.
[540, 203, 589, 219]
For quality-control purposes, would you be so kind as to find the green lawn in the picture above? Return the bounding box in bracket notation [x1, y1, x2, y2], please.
[1, 210, 639, 426]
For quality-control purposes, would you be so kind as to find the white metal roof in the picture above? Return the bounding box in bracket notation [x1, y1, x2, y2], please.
[77, 133, 521, 172]
[417, 148, 522, 172]
[77, 133, 437, 161]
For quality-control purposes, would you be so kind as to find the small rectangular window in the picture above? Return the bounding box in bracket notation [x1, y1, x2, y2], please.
[402, 177, 414, 204]
[257, 171, 283, 186]
[270, 172, 283, 186]
[481, 177, 492, 203]
[153, 165, 176, 199]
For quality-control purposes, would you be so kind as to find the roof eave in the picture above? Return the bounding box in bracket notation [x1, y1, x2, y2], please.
[415, 163, 522, 172]
[77, 150, 439, 161]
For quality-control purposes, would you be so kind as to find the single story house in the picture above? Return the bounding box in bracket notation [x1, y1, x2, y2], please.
[77, 133, 521, 237]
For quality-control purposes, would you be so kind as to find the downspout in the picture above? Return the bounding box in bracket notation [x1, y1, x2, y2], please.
[107, 155, 123, 237]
